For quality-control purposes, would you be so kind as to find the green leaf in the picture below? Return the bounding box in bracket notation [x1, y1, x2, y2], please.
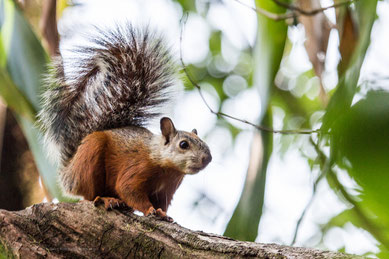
[209, 30, 222, 56]
[17, 116, 71, 201]
[0, 68, 35, 121]
[322, 0, 378, 131]
[224, 0, 289, 241]
[173, 0, 196, 13]
[325, 207, 389, 257]
[0, 0, 68, 200]
[331, 90, 389, 250]
[0, 0, 48, 111]
[224, 109, 273, 241]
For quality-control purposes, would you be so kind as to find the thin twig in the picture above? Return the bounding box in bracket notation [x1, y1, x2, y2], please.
[233, 0, 356, 21]
[232, 0, 291, 21]
[290, 181, 317, 245]
[179, 14, 320, 135]
[290, 138, 330, 245]
[290, 138, 329, 245]
[272, 0, 356, 16]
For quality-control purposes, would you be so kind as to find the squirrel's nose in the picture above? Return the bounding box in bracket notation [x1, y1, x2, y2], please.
[201, 153, 212, 166]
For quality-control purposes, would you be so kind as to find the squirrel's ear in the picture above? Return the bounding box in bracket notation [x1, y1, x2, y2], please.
[160, 117, 177, 144]
[192, 129, 198, 135]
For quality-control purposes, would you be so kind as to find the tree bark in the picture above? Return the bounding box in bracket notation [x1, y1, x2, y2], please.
[0, 201, 361, 258]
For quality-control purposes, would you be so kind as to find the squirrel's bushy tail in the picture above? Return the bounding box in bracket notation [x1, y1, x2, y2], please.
[38, 24, 177, 165]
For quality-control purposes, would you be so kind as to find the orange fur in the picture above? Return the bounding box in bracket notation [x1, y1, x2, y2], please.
[65, 132, 108, 200]
[65, 130, 185, 215]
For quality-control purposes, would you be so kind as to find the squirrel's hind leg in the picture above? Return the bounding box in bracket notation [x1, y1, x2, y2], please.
[63, 132, 108, 200]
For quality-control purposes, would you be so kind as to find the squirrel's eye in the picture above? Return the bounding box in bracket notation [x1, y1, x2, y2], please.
[179, 140, 189, 149]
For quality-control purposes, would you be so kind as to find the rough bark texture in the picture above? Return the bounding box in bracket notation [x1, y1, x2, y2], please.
[0, 201, 361, 258]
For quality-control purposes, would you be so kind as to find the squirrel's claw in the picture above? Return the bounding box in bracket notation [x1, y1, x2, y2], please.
[145, 206, 156, 216]
[93, 196, 128, 211]
[156, 208, 174, 222]
[146, 206, 173, 222]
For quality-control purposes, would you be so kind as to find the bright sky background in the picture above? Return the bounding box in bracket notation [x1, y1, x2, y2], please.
[56, 0, 389, 256]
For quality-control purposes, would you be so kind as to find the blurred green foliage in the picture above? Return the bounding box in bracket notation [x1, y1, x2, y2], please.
[0, 0, 388, 257]
[322, 0, 378, 131]
[330, 90, 389, 256]
[0, 0, 67, 200]
[224, 0, 289, 242]
[175, 0, 386, 257]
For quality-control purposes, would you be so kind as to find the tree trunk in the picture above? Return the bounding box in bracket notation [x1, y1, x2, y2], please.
[0, 201, 361, 258]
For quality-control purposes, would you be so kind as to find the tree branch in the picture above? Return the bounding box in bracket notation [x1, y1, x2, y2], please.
[0, 201, 363, 258]
[232, 0, 356, 21]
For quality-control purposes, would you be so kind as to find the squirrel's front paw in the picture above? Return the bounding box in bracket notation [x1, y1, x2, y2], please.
[146, 207, 173, 222]
[93, 196, 128, 211]
[155, 208, 174, 222]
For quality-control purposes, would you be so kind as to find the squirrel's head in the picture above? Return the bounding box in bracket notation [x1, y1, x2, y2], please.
[158, 117, 212, 174]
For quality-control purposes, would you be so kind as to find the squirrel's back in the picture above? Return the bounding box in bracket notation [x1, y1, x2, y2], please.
[38, 24, 177, 165]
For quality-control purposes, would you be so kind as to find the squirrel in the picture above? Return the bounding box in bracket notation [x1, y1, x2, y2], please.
[38, 24, 212, 221]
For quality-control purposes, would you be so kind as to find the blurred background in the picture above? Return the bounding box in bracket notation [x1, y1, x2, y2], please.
[0, 0, 389, 257]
